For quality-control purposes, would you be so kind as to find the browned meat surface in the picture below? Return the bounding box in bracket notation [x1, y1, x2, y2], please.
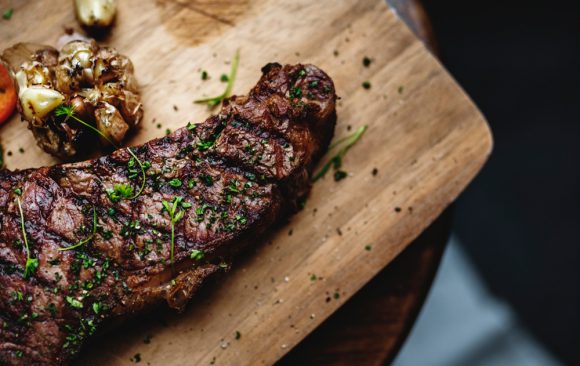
[0, 63, 336, 365]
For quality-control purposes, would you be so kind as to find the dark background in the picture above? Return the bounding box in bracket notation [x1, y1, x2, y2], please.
[421, 0, 580, 364]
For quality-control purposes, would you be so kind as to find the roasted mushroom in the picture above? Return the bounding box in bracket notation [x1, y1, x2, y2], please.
[1, 40, 142, 159]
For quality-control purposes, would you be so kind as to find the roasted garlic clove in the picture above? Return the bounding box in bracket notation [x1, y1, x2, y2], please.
[74, 0, 117, 28]
[18, 86, 65, 121]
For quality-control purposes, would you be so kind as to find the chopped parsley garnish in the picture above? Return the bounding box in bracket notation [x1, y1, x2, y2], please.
[196, 139, 215, 151]
[220, 73, 229, 82]
[227, 180, 240, 193]
[107, 184, 134, 203]
[47, 303, 57, 316]
[11, 290, 23, 301]
[2, 8, 12, 20]
[194, 49, 240, 108]
[363, 56, 372, 67]
[58, 207, 97, 251]
[190, 249, 205, 261]
[66, 296, 83, 309]
[199, 174, 214, 186]
[333, 170, 347, 181]
[15, 197, 37, 279]
[290, 86, 302, 99]
[398, 85, 404, 94]
[55, 104, 147, 200]
[235, 330, 241, 340]
[169, 178, 182, 188]
[131, 353, 142, 363]
[312, 125, 368, 182]
[13, 187, 22, 196]
[201, 70, 209, 80]
[92, 301, 103, 314]
[362, 81, 371, 89]
[235, 214, 247, 225]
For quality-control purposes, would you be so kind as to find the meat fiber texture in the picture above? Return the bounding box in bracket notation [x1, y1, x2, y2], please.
[0, 62, 336, 365]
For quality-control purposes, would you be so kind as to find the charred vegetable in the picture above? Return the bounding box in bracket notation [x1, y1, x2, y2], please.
[74, 0, 117, 28]
[2, 40, 142, 158]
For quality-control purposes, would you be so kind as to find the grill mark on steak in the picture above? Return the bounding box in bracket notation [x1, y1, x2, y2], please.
[0, 63, 336, 365]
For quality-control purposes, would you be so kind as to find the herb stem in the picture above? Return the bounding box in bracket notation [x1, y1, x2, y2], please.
[125, 148, 146, 199]
[16, 197, 38, 278]
[58, 207, 97, 251]
[162, 197, 186, 266]
[312, 125, 368, 182]
[194, 49, 240, 108]
[15, 197, 30, 264]
[170, 218, 175, 266]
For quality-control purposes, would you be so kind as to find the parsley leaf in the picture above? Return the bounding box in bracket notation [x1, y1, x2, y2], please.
[66, 296, 83, 309]
[2, 8, 13, 20]
[169, 178, 182, 188]
[190, 249, 205, 261]
[107, 184, 134, 203]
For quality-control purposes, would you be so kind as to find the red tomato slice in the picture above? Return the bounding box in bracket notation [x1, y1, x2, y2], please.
[0, 63, 17, 125]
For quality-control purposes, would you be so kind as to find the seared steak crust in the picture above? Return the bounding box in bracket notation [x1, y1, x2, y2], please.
[0, 63, 336, 365]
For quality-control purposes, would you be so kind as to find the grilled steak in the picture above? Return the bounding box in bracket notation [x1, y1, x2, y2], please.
[0, 63, 336, 365]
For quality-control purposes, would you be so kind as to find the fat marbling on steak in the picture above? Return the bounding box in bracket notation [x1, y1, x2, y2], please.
[0, 63, 336, 365]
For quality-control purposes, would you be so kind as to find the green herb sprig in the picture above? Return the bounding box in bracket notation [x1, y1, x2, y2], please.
[162, 196, 187, 266]
[106, 184, 134, 203]
[2, 7, 12, 20]
[312, 125, 368, 182]
[55, 105, 147, 200]
[194, 49, 240, 108]
[16, 197, 38, 279]
[58, 207, 97, 251]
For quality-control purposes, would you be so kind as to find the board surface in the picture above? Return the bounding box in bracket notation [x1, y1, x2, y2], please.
[0, 0, 492, 364]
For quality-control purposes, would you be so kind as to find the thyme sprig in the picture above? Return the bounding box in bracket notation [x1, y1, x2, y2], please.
[194, 49, 240, 108]
[55, 105, 146, 200]
[162, 196, 186, 266]
[16, 197, 38, 278]
[58, 207, 97, 251]
[312, 125, 368, 182]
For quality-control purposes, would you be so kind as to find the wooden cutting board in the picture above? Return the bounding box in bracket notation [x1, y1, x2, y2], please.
[0, 0, 492, 364]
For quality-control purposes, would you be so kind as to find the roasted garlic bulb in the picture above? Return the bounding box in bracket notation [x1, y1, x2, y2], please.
[2, 40, 142, 159]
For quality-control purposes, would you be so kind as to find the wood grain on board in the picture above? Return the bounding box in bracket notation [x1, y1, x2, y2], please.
[0, 0, 492, 365]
